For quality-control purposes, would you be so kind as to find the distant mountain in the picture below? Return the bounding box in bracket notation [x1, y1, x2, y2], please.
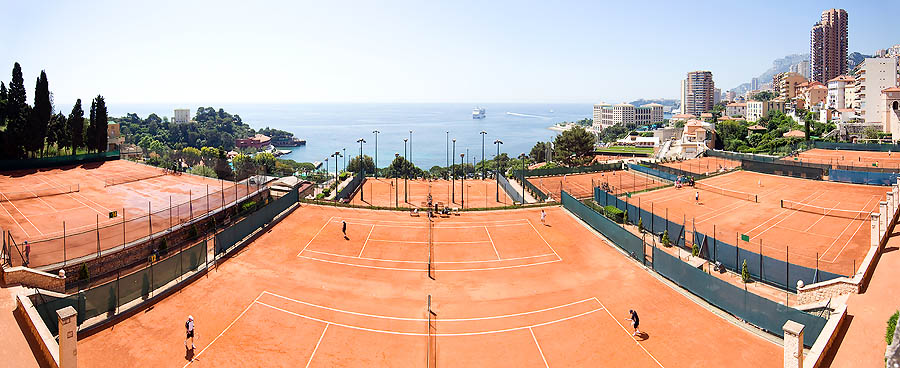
[730, 53, 809, 95]
[848, 52, 873, 70]
[628, 98, 679, 107]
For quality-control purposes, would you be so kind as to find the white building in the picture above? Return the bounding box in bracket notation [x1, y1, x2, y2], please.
[725, 102, 746, 117]
[790, 60, 811, 80]
[174, 108, 191, 124]
[852, 58, 900, 127]
[592, 103, 663, 130]
[827, 75, 855, 109]
[746, 100, 786, 122]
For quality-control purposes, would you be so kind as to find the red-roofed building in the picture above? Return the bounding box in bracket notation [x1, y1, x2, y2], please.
[883, 87, 900, 140]
[671, 113, 696, 122]
[235, 134, 271, 149]
[783, 130, 806, 138]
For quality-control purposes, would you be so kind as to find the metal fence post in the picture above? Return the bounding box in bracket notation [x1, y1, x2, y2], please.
[96, 214, 100, 258]
[63, 222, 67, 267]
[169, 196, 172, 230]
[122, 208, 126, 251]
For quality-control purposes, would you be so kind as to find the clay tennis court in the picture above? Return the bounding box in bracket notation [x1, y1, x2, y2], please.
[788, 148, 900, 170]
[78, 204, 780, 367]
[631, 170, 886, 276]
[349, 178, 513, 209]
[528, 170, 667, 200]
[659, 156, 741, 176]
[0, 160, 255, 267]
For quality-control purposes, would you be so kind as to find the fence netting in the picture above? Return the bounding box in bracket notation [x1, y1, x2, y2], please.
[742, 159, 825, 180]
[215, 187, 299, 256]
[511, 162, 620, 178]
[828, 169, 900, 186]
[626, 163, 677, 182]
[814, 141, 900, 152]
[497, 173, 526, 204]
[652, 246, 826, 347]
[561, 191, 643, 262]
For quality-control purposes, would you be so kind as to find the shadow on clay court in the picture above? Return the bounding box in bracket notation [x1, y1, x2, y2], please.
[884, 246, 898, 254]
[634, 332, 649, 341]
[185, 346, 195, 362]
[816, 314, 853, 366]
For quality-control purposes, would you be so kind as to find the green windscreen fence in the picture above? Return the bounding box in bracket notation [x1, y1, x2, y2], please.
[814, 141, 900, 152]
[216, 187, 299, 255]
[34, 240, 208, 337]
[497, 173, 526, 203]
[511, 162, 620, 178]
[652, 246, 826, 347]
[0, 151, 119, 171]
[561, 190, 643, 262]
[334, 170, 365, 201]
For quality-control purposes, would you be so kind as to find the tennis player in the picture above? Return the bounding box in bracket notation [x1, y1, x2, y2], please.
[185, 315, 195, 349]
[695, 191, 699, 204]
[342, 220, 348, 239]
[540, 209, 547, 225]
[626, 309, 641, 337]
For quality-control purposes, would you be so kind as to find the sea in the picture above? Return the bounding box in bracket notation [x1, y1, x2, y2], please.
[107, 103, 598, 169]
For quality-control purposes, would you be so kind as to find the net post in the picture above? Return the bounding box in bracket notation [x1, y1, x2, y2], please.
[759, 239, 763, 282]
[786, 245, 789, 293]
[96, 214, 100, 258]
[190, 190, 193, 221]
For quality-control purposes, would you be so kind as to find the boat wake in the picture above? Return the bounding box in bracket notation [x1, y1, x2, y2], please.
[505, 112, 551, 119]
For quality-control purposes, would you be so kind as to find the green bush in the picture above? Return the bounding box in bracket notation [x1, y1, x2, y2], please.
[78, 263, 90, 281]
[661, 230, 671, 247]
[603, 205, 625, 223]
[623, 209, 629, 224]
[241, 201, 257, 213]
[188, 225, 198, 239]
[339, 172, 350, 180]
[741, 260, 750, 283]
[692, 243, 699, 257]
[322, 188, 332, 196]
[888, 311, 899, 345]
[638, 217, 643, 232]
[315, 193, 325, 199]
[158, 238, 168, 254]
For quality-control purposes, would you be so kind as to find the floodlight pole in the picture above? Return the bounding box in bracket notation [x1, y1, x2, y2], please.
[494, 139, 503, 202]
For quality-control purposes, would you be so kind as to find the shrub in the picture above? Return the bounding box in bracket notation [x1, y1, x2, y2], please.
[741, 260, 750, 283]
[603, 205, 625, 223]
[339, 172, 350, 180]
[638, 217, 643, 232]
[78, 263, 90, 281]
[623, 209, 629, 224]
[322, 188, 332, 196]
[692, 243, 699, 257]
[188, 225, 198, 239]
[888, 311, 900, 345]
[315, 193, 325, 199]
[661, 230, 671, 247]
[158, 238, 168, 254]
[241, 201, 257, 213]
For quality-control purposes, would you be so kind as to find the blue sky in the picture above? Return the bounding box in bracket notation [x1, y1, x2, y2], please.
[0, 0, 896, 105]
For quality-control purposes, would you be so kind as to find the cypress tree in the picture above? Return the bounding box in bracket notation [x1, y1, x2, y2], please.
[87, 98, 97, 152]
[94, 95, 108, 152]
[68, 99, 84, 154]
[0, 82, 7, 128]
[30, 71, 51, 156]
[7, 62, 28, 158]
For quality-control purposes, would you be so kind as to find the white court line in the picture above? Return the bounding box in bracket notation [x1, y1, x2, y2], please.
[335, 217, 527, 226]
[365, 239, 491, 244]
[185, 292, 265, 367]
[594, 297, 664, 368]
[357, 224, 376, 257]
[0, 195, 30, 237]
[304, 249, 555, 264]
[37, 175, 111, 214]
[484, 226, 501, 260]
[297, 216, 334, 257]
[22, 185, 58, 212]
[256, 300, 604, 337]
[744, 190, 827, 240]
[0, 192, 43, 236]
[264, 292, 599, 322]
[828, 215, 871, 263]
[530, 328, 550, 368]
[299, 255, 561, 272]
[305, 323, 329, 368]
[527, 219, 561, 261]
[334, 220, 530, 229]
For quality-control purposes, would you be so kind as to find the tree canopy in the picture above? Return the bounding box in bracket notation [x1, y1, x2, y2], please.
[553, 125, 596, 166]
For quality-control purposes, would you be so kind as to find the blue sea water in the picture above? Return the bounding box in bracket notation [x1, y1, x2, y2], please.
[108, 103, 595, 169]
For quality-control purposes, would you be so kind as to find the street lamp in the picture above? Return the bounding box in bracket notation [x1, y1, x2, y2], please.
[480, 131, 487, 180]
[494, 139, 503, 202]
[356, 138, 366, 172]
[409, 130, 413, 164]
[460, 153, 465, 208]
[403, 138, 408, 203]
[394, 153, 400, 207]
[331, 151, 341, 193]
[519, 153, 527, 204]
[372, 130, 380, 178]
[452, 138, 456, 203]
[446, 131, 450, 179]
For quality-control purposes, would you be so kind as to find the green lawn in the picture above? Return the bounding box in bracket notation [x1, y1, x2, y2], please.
[595, 146, 654, 154]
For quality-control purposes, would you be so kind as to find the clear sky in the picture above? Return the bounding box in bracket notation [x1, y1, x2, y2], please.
[0, 0, 896, 106]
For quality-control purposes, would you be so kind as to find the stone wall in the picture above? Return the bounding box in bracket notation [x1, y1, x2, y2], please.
[15, 294, 59, 368]
[1, 267, 65, 293]
[796, 278, 858, 305]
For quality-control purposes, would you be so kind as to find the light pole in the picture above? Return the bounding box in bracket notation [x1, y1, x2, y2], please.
[403, 138, 408, 203]
[446, 131, 450, 179]
[494, 139, 503, 202]
[357, 138, 366, 173]
[519, 153, 526, 204]
[452, 139, 456, 203]
[394, 153, 400, 207]
[409, 130, 413, 164]
[480, 131, 487, 180]
[372, 130, 380, 178]
[343, 148, 347, 172]
[324, 157, 329, 195]
[460, 153, 465, 208]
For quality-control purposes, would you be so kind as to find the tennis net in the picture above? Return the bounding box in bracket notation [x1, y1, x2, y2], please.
[695, 182, 757, 202]
[781, 199, 872, 220]
[427, 217, 435, 280]
[105, 170, 166, 186]
[0, 184, 80, 202]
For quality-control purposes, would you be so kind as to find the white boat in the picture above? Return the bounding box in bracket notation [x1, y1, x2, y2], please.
[472, 107, 486, 119]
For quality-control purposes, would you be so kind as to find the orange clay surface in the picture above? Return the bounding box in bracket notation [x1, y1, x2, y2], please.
[528, 170, 667, 200]
[788, 148, 900, 170]
[592, 154, 628, 162]
[349, 178, 513, 209]
[631, 170, 886, 276]
[659, 156, 741, 176]
[0, 160, 252, 268]
[78, 205, 781, 367]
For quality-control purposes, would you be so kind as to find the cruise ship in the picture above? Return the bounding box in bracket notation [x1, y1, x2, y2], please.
[472, 107, 486, 119]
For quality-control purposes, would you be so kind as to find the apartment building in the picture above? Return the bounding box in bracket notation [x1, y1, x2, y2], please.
[827, 75, 855, 109]
[681, 71, 715, 116]
[174, 108, 191, 124]
[851, 58, 900, 126]
[810, 9, 849, 83]
[773, 72, 808, 99]
[746, 100, 786, 122]
[725, 102, 746, 117]
[592, 103, 663, 130]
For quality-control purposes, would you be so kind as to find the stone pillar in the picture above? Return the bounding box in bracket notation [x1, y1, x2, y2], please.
[888, 193, 895, 224]
[881, 201, 889, 237]
[57, 306, 77, 368]
[872, 213, 881, 247]
[783, 320, 804, 368]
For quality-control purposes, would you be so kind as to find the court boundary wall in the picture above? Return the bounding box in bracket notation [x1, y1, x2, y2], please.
[0, 151, 120, 172]
[813, 141, 900, 152]
[625, 163, 677, 183]
[334, 171, 365, 202]
[497, 173, 526, 204]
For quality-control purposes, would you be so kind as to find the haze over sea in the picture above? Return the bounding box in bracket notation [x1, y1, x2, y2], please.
[108, 103, 599, 169]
